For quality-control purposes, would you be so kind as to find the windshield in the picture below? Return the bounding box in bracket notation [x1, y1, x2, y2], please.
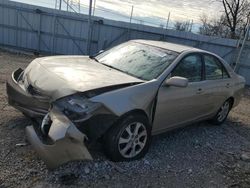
[96, 42, 179, 81]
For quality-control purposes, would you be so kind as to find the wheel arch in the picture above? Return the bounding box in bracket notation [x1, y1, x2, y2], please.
[102, 108, 151, 139]
[116, 109, 151, 125]
[227, 96, 235, 108]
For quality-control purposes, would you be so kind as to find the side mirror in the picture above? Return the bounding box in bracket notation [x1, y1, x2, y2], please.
[165, 76, 188, 87]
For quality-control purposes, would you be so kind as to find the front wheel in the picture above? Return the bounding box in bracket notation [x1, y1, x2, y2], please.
[210, 99, 232, 125]
[104, 114, 151, 162]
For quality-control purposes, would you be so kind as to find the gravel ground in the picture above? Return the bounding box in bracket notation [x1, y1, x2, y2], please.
[1, 49, 250, 188]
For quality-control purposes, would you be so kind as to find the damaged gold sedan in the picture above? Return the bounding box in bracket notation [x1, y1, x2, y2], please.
[6, 40, 245, 168]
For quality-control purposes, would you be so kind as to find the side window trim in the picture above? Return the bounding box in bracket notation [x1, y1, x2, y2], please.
[222, 64, 231, 79]
[213, 56, 231, 79]
[201, 54, 205, 81]
[203, 53, 230, 80]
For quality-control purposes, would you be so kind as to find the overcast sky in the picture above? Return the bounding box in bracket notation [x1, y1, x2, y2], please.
[94, 0, 223, 22]
[11, 0, 224, 27]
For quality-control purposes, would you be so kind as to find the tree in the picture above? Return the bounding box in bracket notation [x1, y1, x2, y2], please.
[198, 0, 250, 38]
[199, 14, 212, 35]
[174, 21, 190, 32]
[199, 14, 230, 37]
[218, 0, 250, 38]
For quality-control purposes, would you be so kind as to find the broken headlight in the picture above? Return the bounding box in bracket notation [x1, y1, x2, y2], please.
[54, 95, 102, 122]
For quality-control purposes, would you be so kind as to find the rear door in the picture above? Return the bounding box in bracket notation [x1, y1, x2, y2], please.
[153, 53, 209, 133]
[201, 54, 232, 115]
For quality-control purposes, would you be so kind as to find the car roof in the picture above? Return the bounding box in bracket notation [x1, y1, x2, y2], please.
[133, 39, 204, 53]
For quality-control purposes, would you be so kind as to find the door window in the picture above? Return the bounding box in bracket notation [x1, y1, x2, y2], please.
[172, 54, 202, 82]
[204, 55, 230, 80]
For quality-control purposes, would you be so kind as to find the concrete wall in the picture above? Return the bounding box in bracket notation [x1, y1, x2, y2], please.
[238, 41, 250, 85]
[0, 0, 249, 84]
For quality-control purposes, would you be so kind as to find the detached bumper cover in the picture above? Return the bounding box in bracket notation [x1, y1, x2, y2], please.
[26, 107, 92, 169]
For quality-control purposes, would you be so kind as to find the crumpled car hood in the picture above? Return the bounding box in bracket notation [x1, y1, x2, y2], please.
[23, 56, 143, 99]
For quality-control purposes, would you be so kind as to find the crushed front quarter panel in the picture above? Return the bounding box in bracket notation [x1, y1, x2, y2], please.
[26, 106, 92, 169]
[90, 80, 159, 122]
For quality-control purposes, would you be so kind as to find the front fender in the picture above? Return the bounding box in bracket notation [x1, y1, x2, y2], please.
[90, 81, 159, 122]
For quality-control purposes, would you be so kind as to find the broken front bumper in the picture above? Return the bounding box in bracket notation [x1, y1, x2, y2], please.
[26, 107, 92, 169]
[6, 68, 49, 118]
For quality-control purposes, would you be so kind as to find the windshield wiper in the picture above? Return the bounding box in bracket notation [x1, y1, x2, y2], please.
[99, 63, 146, 81]
[90, 57, 146, 80]
[99, 63, 121, 72]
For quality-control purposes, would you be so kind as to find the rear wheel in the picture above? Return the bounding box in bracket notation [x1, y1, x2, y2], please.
[104, 114, 151, 162]
[210, 99, 232, 125]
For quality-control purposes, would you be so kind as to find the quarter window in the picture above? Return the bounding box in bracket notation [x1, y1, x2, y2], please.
[204, 55, 229, 80]
[172, 55, 202, 82]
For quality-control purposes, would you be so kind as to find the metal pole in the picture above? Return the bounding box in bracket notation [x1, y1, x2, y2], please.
[78, 0, 80, 13]
[93, 0, 96, 16]
[166, 12, 170, 29]
[129, 5, 134, 24]
[236, 29, 244, 48]
[52, 13, 57, 54]
[164, 12, 170, 40]
[186, 21, 190, 31]
[55, 0, 57, 9]
[66, 0, 69, 11]
[59, 0, 62, 10]
[86, 0, 93, 55]
[189, 19, 193, 32]
[128, 5, 134, 40]
[234, 17, 250, 72]
[37, 13, 41, 53]
[15, 10, 18, 47]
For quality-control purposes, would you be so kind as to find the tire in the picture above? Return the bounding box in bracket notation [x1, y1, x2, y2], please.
[104, 113, 151, 162]
[210, 99, 233, 125]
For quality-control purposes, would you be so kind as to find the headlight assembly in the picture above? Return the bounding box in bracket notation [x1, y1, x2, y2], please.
[54, 95, 102, 122]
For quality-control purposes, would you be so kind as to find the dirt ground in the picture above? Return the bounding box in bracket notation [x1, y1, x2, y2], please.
[1, 49, 250, 188]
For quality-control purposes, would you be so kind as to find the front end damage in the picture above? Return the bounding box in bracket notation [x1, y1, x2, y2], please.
[26, 107, 93, 169]
[6, 68, 49, 118]
[8, 55, 155, 168]
[26, 93, 120, 168]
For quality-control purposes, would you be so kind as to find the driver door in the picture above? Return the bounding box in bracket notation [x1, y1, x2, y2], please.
[153, 54, 209, 133]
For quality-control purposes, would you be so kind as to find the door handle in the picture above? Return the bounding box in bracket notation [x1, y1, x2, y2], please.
[226, 83, 230, 88]
[196, 88, 203, 94]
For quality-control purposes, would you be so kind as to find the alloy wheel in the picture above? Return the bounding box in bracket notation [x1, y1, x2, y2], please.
[118, 122, 147, 158]
[217, 101, 230, 122]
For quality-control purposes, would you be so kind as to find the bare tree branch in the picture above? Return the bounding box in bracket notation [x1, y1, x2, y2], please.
[215, 0, 250, 38]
